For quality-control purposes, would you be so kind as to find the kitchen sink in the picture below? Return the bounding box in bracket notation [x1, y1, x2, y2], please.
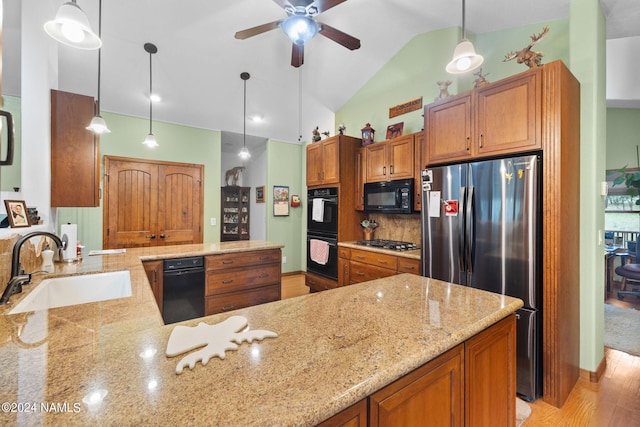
[8, 271, 132, 314]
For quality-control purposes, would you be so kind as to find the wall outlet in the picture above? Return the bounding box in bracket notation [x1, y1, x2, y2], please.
[282, 256, 287, 264]
[210, 217, 216, 226]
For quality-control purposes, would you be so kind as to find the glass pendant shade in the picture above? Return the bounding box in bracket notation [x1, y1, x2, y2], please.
[446, 39, 484, 74]
[238, 146, 251, 160]
[143, 133, 158, 148]
[280, 15, 320, 46]
[44, 1, 101, 50]
[86, 115, 110, 134]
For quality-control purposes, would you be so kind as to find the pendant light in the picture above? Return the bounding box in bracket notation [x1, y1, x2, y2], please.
[142, 43, 158, 148]
[44, 0, 101, 50]
[86, 0, 110, 134]
[446, 0, 483, 74]
[238, 72, 251, 160]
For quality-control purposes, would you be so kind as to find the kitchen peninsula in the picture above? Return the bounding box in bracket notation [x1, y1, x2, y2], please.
[0, 242, 522, 426]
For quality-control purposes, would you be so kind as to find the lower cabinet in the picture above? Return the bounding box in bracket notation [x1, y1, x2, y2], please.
[143, 260, 163, 312]
[306, 271, 339, 293]
[205, 249, 282, 315]
[338, 247, 421, 286]
[319, 315, 516, 427]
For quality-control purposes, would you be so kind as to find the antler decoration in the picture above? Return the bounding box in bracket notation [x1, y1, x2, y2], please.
[503, 25, 550, 69]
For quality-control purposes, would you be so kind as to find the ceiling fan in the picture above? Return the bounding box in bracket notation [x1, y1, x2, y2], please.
[235, 0, 361, 67]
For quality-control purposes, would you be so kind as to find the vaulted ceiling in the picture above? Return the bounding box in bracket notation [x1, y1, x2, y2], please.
[4, 0, 640, 147]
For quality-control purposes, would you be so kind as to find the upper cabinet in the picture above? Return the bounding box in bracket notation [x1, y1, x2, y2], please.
[51, 89, 100, 207]
[306, 135, 361, 187]
[425, 70, 541, 165]
[365, 134, 414, 183]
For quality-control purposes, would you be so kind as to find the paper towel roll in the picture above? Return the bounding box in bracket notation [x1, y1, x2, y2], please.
[60, 223, 77, 261]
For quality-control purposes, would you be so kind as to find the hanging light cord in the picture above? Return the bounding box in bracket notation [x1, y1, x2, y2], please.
[298, 68, 302, 143]
[462, 0, 466, 39]
[97, 0, 102, 114]
[243, 78, 247, 149]
[149, 49, 153, 135]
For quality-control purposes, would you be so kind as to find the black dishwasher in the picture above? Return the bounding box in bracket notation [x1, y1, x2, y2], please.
[162, 256, 205, 324]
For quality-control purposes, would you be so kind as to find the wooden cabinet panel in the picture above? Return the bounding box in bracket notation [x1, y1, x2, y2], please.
[365, 135, 414, 183]
[338, 257, 350, 287]
[306, 136, 342, 186]
[349, 261, 396, 284]
[51, 89, 100, 207]
[397, 258, 421, 275]
[413, 132, 425, 212]
[350, 248, 397, 270]
[476, 71, 541, 156]
[425, 94, 473, 164]
[206, 249, 281, 270]
[318, 399, 367, 427]
[306, 143, 324, 186]
[355, 148, 366, 211]
[205, 284, 280, 315]
[143, 260, 163, 312]
[465, 315, 516, 427]
[370, 344, 464, 427]
[206, 265, 280, 295]
[305, 271, 338, 292]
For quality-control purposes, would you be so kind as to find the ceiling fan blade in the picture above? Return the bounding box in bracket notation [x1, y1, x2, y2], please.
[319, 23, 360, 50]
[235, 20, 283, 40]
[291, 44, 304, 68]
[312, 0, 347, 14]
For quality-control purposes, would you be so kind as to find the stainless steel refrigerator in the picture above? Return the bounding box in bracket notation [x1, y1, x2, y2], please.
[421, 154, 541, 401]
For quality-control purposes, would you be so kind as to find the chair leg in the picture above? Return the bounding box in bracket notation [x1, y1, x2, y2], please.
[620, 277, 627, 291]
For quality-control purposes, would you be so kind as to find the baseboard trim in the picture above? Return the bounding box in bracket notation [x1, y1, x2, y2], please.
[579, 354, 607, 383]
[282, 270, 304, 277]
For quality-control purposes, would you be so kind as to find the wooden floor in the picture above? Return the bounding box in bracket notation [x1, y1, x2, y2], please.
[281, 274, 640, 426]
[606, 274, 640, 310]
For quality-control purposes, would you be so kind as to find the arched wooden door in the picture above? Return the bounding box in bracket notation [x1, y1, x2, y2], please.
[103, 156, 203, 249]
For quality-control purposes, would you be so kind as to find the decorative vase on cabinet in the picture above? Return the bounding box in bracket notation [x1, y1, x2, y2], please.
[221, 186, 250, 241]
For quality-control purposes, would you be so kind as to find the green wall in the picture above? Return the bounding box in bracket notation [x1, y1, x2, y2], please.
[58, 111, 222, 252]
[336, 20, 570, 140]
[606, 108, 640, 169]
[266, 139, 304, 274]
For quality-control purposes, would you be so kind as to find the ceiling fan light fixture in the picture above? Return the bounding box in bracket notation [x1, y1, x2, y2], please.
[280, 15, 320, 46]
[446, 39, 484, 73]
[44, 1, 102, 50]
[86, 114, 111, 134]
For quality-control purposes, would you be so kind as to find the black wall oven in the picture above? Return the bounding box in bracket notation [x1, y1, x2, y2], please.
[307, 187, 338, 237]
[306, 234, 338, 281]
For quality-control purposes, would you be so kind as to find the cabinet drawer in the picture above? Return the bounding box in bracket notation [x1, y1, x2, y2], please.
[350, 249, 398, 270]
[206, 249, 281, 270]
[338, 247, 351, 259]
[206, 265, 280, 296]
[205, 285, 280, 315]
[350, 261, 396, 284]
[306, 272, 338, 292]
[397, 258, 421, 275]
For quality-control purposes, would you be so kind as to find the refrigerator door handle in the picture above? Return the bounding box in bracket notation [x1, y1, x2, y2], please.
[458, 186, 467, 272]
[466, 186, 474, 275]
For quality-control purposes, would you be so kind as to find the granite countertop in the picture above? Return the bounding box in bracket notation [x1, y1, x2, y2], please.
[0, 242, 521, 426]
[339, 241, 421, 260]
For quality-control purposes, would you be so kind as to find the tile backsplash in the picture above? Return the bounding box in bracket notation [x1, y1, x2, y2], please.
[361, 213, 421, 243]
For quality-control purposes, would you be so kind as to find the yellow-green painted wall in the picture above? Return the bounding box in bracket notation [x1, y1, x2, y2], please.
[606, 108, 640, 169]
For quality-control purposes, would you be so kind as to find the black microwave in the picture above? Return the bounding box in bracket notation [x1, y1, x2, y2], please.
[364, 179, 413, 214]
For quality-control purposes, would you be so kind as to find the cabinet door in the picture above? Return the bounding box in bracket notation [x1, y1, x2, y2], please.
[355, 148, 365, 211]
[349, 261, 396, 284]
[388, 135, 414, 180]
[306, 143, 323, 186]
[425, 94, 473, 165]
[413, 132, 425, 211]
[143, 260, 163, 312]
[318, 399, 367, 427]
[465, 315, 516, 427]
[338, 257, 350, 287]
[366, 143, 389, 182]
[370, 344, 464, 427]
[322, 137, 341, 184]
[158, 163, 204, 245]
[476, 71, 541, 156]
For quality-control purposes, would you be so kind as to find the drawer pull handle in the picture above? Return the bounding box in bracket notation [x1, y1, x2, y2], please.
[222, 279, 234, 284]
[378, 260, 388, 264]
[258, 274, 269, 278]
[222, 260, 234, 264]
[356, 272, 365, 276]
[221, 305, 235, 311]
[356, 255, 365, 259]
[259, 256, 271, 261]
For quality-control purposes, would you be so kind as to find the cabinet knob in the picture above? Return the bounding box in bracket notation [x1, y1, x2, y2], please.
[160, 234, 168, 239]
[479, 134, 484, 148]
[466, 137, 471, 151]
[147, 234, 156, 239]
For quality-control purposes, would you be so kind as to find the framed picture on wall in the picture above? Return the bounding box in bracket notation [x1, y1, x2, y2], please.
[386, 122, 404, 139]
[256, 186, 265, 203]
[4, 200, 30, 228]
[273, 185, 289, 216]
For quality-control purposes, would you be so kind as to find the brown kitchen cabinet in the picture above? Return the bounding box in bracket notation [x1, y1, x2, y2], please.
[306, 134, 362, 187]
[365, 134, 414, 182]
[221, 186, 250, 241]
[205, 249, 281, 315]
[143, 260, 163, 312]
[338, 247, 421, 286]
[317, 399, 367, 427]
[306, 271, 339, 293]
[51, 89, 100, 207]
[354, 147, 366, 211]
[413, 131, 425, 212]
[425, 70, 541, 165]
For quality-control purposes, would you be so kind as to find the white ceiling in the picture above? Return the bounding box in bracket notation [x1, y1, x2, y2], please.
[4, 0, 640, 148]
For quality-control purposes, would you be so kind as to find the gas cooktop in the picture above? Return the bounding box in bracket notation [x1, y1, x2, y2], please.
[355, 239, 418, 252]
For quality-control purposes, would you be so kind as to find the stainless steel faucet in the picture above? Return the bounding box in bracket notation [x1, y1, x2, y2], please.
[0, 232, 64, 305]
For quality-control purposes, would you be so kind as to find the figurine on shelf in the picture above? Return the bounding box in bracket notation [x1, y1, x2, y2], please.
[473, 68, 490, 88]
[503, 25, 550, 69]
[321, 131, 330, 139]
[312, 126, 321, 142]
[435, 80, 452, 101]
[361, 123, 375, 146]
[338, 123, 346, 135]
[224, 166, 245, 187]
